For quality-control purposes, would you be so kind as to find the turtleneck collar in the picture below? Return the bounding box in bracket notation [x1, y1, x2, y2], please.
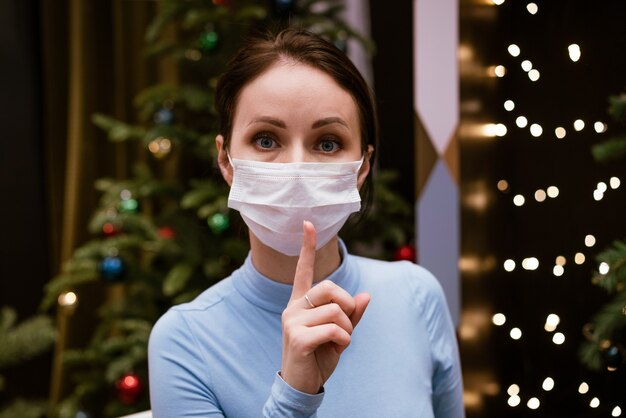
[231, 239, 359, 314]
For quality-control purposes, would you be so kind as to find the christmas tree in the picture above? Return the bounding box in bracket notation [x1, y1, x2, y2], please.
[39, 1, 412, 417]
[0, 307, 56, 418]
[580, 91, 626, 372]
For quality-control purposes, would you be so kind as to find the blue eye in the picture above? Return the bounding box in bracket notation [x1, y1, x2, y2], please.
[318, 139, 340, 153]
[254, 134, 277, 149]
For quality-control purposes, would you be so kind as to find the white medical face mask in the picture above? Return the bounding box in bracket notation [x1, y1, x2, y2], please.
[227, 155, 363, 256]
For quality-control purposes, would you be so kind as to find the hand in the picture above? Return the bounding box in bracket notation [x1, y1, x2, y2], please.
[280, 221, 370, 394]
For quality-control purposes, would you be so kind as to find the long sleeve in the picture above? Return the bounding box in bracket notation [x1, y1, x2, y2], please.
[262, 373, 324, 417]
[414, 265, 465, 418]
[148, 310, 225, 418]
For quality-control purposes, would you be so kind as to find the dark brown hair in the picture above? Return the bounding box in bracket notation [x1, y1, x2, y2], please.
[215, 27, 378, 214]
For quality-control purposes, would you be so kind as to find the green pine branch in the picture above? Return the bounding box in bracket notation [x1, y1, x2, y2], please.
[582, 87, 626, 372]
[0, 399, 49, 418]
[0, 307, 56, 369]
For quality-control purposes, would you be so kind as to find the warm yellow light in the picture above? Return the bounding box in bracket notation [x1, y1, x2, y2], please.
[555, 127, 566, 139]
[612, 406, 622, 417]
[495, 65, 507, 77]
[574, 119, 585, 131]
[513, 195, 525, 206]
[546, 186, 559, 198]
[585, 234, 596, 247]
[58, 291, 78, 307]
[552, 332, 565, 345]
[578, 382, 589, 394]
[594, 189, 604, 201]
[521, 60, 533, 72]
[575, 252, 586, 264]
[542, 377, 555, 391]
[544, 323, 557, 332]
[599, 262, 610, 275]
[148, 140, 161, 153]
[458, 45, 473, 61]
[495, 123, 508, 137]
[568, 44, 581, 62]
[594, 121, 607, 133]
[527, 3, 538, 14]
[507, 384, 520, 396]
[597, 182, 608, 193]
[546, 314, 560, 328]
[510, 328, 522, 340]
[610, 177, 621, 189]
[120, 189, 132, 200]
[528, 69, 540, 81]
[530, 123, 543, 137]
[535, 189, 546, 202]
[493, 313, 507, 326]
[483, 123, 498, 137]
[463, 391, 482, 409]
[504, 100, 515, 111]
[508, 44, 521, 57]
[508, 395, 521, 407]
[503, 259, 516, 272]
[492, 0, 505, 5]
[522, 257, 539, 270]
[553, 265, 564, 277]
[590, 397, 600, 408]
[555, 256, 566, 266]
[497, 179, 509, 191]
[516, 116, 528, 128]
[185, 49, 202, 61]
[527, 397, 540, 409]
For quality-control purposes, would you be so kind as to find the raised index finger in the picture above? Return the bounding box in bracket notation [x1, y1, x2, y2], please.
[290, 220, 317, 302]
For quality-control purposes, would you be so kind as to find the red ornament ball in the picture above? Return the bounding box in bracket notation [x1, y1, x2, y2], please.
[158, 226, 176, 239]
[102, 222, 120, 237]
[394, 245, 416, 262]
[116, 373, 142, 405]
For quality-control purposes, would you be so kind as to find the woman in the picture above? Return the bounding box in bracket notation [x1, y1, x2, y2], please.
[148, 28, 464, 418]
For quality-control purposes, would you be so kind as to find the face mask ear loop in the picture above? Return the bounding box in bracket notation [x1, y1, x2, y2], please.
[226, 151, 235, 168]
[356, 155, 365, 171]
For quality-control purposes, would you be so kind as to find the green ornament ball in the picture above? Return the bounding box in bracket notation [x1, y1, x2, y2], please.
[119, 198, 139, 213]
[199, 31, 219, 52]
[208, 212, 229, 234]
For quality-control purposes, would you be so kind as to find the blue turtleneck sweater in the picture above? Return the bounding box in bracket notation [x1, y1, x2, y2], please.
[148, 242, 464, 417]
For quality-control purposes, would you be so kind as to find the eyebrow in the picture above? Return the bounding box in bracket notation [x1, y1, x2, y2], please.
[247, 116, 349, 130]
[311, 117, 349, 129]
[248, 117, 286, 128]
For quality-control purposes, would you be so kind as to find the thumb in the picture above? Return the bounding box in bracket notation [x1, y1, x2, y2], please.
[289, 221, 317, 302]
[349, 292, 371, 328]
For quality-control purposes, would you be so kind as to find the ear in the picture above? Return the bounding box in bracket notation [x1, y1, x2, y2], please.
[216, 134, 233, 186]
[357, 144, 374, 189]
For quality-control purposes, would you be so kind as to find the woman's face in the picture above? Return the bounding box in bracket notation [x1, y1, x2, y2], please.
[224, 61, 364, 164]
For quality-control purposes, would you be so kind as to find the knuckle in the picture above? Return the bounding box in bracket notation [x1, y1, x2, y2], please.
[319, 280, 335, 292]
[329, 302, 343, 316]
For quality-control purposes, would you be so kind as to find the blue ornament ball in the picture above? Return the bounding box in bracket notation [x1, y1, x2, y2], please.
[99, 256, 126, 282]
[154, 108, 174, 125]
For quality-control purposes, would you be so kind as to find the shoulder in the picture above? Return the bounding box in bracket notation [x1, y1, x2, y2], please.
[351, 255, 445, 306]
[149, 277, 236, 345]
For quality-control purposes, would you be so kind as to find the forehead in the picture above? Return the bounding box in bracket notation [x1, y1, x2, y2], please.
[232, 61, 359, 127]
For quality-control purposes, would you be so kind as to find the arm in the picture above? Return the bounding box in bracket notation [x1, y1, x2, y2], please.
[262, 373, 324, 417]
[148, 310, 225, 418]
[414, 266, 465, 418]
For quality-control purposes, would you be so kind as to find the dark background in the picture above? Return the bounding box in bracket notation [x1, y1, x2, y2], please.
[461, 0, 626, 416]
